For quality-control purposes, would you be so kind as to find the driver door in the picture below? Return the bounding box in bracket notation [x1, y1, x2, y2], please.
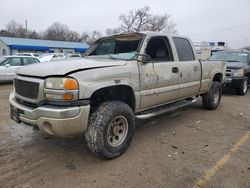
[139, 36, 182, 110]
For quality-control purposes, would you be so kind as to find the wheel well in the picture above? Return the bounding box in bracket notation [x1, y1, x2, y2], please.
[213, 73, 223, 84]
[245, 73, 250, 80]
[90, 85, 135, 112]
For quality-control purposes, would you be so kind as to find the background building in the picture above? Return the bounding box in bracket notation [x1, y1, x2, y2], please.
[193, 41, 228, 60]
[0, 37, 89, 56]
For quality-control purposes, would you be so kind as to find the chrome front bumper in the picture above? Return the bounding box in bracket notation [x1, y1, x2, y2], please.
[9, 92, 90, 137]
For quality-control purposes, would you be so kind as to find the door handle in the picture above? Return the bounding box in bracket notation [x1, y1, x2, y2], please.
[193, 66, 198, 72]
[172, 67, 179, 73]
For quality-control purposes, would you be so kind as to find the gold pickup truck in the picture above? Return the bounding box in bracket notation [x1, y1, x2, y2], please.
[9, 31, 226, 159]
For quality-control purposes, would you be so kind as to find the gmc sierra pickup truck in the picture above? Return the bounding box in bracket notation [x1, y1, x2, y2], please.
[9, 32, 226, 159]
[210, 50, 250, 95]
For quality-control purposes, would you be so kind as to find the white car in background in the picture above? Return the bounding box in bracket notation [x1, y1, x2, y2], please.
[66, 54, 82, 59]
[39, 53, 66, 62]
[0, 56, 40, 82]
[15, 53, 40, 57]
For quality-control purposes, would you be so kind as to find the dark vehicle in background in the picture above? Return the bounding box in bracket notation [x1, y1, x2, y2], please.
[210, 51, 250, 95]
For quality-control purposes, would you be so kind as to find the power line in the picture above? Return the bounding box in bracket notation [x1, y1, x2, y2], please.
[189, 22, 250, 36]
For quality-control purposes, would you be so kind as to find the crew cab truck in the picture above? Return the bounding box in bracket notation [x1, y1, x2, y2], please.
[210, 50, 250, 95]
[9, 32, 226, 159]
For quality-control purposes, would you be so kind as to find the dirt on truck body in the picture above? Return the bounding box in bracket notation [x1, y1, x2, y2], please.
[9, 31, 226, 159]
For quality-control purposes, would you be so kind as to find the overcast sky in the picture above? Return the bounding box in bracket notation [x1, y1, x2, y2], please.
[0, 0, 249, 48]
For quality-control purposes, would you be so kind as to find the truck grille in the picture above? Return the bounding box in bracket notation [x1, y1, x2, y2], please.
[14, 79, 39, 99]
[226, 69, 233, 77]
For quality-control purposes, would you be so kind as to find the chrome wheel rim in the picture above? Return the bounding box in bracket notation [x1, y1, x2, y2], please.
[243, 80, 248, 93]
[107, 116, 128, 147]
[213, 88, 220, 104]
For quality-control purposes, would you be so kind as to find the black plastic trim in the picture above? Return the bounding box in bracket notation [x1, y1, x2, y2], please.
[15, 97, 89, 108]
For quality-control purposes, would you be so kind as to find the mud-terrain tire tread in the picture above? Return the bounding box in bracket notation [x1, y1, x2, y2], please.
[85, 101, 135, 159]
[235, 76, 248, 95]
[202, 81, 222, 110]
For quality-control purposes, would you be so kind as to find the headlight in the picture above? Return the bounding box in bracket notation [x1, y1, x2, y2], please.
[232, 69, 244, 77]
[45, 77, 79, 90]
[44, 77, 79, 100]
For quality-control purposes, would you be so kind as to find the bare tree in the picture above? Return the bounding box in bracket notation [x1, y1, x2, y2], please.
[43, 22, 70, 41]
[0, 29, 15, 37]
[107, 6, 177, 35]
[4, 21, 43, 39]
[1, 7, 177, 43]
[81, 31, 103, 45]
[105, 27, 123, 36]
[26, 30, 41, 39]
[144, 14, 177, 34]
[5, 21, 26, 38]
[67, 30, 81, 42]
[43, 22, 82, 42]
[122, 6, 151, 32]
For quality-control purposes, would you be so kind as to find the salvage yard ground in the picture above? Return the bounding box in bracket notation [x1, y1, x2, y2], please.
[0, 83, 249, 188]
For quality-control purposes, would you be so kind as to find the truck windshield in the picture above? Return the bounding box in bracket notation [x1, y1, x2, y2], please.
[209, 51, 248, 63]
[86, 38, 142, 61]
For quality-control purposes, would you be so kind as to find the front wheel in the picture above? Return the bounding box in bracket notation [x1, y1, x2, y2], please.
[85, 101, 135, 159]
[235, 77, 248, 95]
[202, 81, 222, 110]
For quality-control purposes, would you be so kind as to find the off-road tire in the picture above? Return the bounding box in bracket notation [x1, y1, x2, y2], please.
[85, 101, 135, 159]
[235, 76, 248, 95]
[202, 81, 222, 110]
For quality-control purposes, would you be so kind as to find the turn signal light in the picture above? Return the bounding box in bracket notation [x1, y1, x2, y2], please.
[64, 79, 79, 90]
[63, 93, 74, 100]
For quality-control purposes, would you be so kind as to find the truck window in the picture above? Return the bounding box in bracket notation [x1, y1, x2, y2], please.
[145, 37, 173, 61]
[93, 41, 116, 55]
[91, 40, 140, 56]
[173, 37, 195, 61]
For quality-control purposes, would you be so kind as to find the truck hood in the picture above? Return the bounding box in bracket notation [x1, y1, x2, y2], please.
[16, 57, 127, 78]
[225, 61, 248, 69]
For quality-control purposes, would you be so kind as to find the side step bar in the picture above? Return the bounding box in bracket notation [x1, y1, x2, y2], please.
[136, 99, 197, 120]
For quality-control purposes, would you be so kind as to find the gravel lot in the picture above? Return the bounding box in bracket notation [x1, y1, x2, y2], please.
[0, 83, 249, 188]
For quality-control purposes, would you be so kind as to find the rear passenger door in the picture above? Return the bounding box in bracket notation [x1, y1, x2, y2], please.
[173, 37, 201, 98]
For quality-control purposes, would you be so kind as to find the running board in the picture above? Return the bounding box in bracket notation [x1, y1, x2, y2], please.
[136, 99, 197, 120]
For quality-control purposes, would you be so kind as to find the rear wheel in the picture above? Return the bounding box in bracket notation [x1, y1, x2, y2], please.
[235, 77, 248, 95]
[202, 81, 222, 110]
[85, 101, 135, 159]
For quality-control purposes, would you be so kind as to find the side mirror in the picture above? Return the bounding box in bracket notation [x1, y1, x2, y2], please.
[141, 54, 151, 64]
[5, 64, 10, 67]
